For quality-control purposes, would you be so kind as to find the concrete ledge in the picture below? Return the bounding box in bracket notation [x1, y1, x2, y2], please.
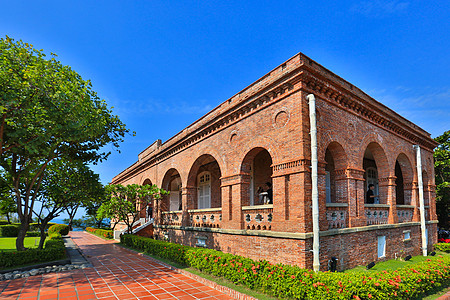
[155, 221, 437, 240]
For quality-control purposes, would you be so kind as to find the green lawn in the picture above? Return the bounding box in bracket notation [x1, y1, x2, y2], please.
[344, 251, 450, 273]
[0, 237, 45, 252]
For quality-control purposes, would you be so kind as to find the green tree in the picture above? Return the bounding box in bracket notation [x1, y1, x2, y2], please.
[98, 184, 167, 234]
[0, 36, 129, 250]
[32, 159, 104, 248]
[0, 171, 16, 223]
[435, 130, 450, 229]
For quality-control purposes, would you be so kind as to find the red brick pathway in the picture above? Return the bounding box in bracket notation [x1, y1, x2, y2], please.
[0, 232, 236, 300]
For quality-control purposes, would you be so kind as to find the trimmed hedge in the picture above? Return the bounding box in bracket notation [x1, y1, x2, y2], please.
[28, 222, 56, 232]
[48, 224, 69, 236]
[435, 243, 450, 253]
[121, 234, 450, 300]
[86, 227, 114, 239]
[0, 225, 20, 237]
[0, 236, 66, 269]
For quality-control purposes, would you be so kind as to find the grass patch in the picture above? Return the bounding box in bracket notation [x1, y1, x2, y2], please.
[0, 237, 45, 252]
[344, 251, 450, 273]
[119, 244, 276, 300]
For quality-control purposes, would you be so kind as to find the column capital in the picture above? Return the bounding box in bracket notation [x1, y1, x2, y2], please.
[220, 173, 251, 187]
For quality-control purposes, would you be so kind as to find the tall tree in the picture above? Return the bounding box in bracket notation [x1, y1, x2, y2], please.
[435, 130, 450, 229]
[98, 184, 167, 234]
[0, 171, 16, 223]
[0, 36, 129, 250]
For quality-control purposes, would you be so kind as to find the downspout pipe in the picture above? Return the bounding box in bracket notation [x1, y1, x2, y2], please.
[307, 94, 320, 272]
[414, 145, 427, 256]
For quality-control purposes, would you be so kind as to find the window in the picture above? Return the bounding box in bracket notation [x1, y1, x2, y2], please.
[377, 236, 386, 258]
[198, 172, 211, 209]
[404, 231, 411, 241]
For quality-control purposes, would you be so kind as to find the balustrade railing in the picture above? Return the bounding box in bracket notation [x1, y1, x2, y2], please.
[161, 211, 182, 226]
[325, 203, 348, 229]
[189, 208, 222, 228]
[397, 205, 414, 223]
[365, 204, 389, 225]
[242, 204, 273, 230]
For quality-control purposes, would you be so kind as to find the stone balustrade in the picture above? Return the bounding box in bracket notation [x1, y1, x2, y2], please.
[188, 208, 222, 228]
[242, 204, 273, 230]
[365, 204, 389, 225]
[325, 203, 348, 229]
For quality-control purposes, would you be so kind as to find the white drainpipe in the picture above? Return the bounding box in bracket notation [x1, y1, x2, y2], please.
[414, 145, 427, 256]
[307, 94, 320, 272]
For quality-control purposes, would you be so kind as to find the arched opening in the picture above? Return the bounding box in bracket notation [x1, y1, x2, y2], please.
[325, 149, 335, 203]
[395, 153, 414, 205]
[241, 148, 273, 206]
[395, 161, 405, 205]
[161, 169, 182, 212]
[141, 178, 153, 219]
[422, 170, 429, 206]
[324, 142, 347, 203]
[187, 154, 222, 209]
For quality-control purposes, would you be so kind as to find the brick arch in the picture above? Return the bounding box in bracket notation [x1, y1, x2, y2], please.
[322, 141, 348, 170]
[236, 136, 279, 174]
[159, 168, 182, 191]
[141, 178, 153, 186]
[186, 154, 223, 186]
[319, 130, 348, 167]
[187, 154, 223, 209]
[185, 147, 227, 183]
[358, 134, 390, 178]
[395, 153, 414, 183]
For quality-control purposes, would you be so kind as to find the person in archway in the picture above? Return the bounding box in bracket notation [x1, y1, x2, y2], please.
[265, 182, 273, 204]
[366, 184, 378, 204]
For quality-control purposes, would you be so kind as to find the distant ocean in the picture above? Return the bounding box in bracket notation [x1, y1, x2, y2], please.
[50, 218, 83, 231]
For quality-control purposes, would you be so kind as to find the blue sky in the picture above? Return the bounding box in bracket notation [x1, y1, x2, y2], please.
[2, 1, 449, 218]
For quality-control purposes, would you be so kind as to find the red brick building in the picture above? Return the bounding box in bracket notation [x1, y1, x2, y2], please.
[111, 53, 438, 271]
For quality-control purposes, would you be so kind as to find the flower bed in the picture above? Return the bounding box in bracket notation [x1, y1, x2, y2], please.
[86, 227, 113, 239]
[0, 236, 66, 269]
[121, 234, 450, 300]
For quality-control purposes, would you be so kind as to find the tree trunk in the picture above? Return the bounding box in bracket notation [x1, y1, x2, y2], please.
[16, 221, 30, 251]
[6, 213, 10, 224]
[38, 223, 47, 249]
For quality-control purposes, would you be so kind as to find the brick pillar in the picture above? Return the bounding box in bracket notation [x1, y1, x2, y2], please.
[220, 174, 250, 230]
[347, 168, 366, 227]
[380, 176, 398, 224]
[411, 182, 420, 222]
[318, 163, 328, 231]
[271, 175, 287, 231]
[271, 159, 310, 233]
[427, 184, 437, 220]
[181, 186, 196, 226]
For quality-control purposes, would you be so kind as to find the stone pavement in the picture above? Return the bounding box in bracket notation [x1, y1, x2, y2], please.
[0, 232, 241, 300]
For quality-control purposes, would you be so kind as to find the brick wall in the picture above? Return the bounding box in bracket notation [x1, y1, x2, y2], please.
[111, 53, 438, 271]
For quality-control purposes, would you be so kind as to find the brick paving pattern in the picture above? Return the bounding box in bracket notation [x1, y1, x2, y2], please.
[0, 232, 235, 300]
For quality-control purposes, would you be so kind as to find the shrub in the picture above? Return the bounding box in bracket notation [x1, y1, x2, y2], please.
[48, 224, 69, 236]
[0, 237, 66, 269]
[26, 231, 41, 237]
[121, 234, 450, 300]
[0, 220, 10, 225]
[86, 227, 114, 239]
[0, 224, 20, 237]
[49, 233, 62, 239]
[28, 222, 56, 232]
[434, 243, 450, 253]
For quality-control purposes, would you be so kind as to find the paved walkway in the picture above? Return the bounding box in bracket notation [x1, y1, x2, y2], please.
[0, 232, 236, 300]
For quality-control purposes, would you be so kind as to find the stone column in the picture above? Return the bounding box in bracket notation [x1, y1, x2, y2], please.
[379, 176, 398, 224]
[181, 186, 196, 226]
